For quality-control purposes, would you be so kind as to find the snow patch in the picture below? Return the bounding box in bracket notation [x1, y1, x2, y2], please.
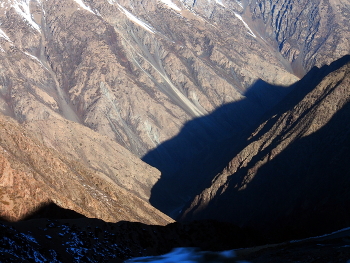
[0, 28, 11, 42]
[117, 4, 154, 33]
[234, 12, 256, 38]
[159, 0, 182, 12]
[24, 52, 48, 69]
[126, 247, 237, 262]
[235, 0, 243, 8]
[20, 233, 38, 244]
[220, 250, 236, 258]
[73, 0, 94, 14]
[215, 0, 226, 7]
[12, 0, 40, 32]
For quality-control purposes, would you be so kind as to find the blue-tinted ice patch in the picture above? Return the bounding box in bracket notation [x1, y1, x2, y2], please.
[125, 247, 238, 262]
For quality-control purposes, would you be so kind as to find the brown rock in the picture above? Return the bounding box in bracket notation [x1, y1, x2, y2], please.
[0, 113, 172, 225]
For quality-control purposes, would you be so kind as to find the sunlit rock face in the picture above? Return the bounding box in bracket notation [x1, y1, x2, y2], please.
[185, 0, 350, 74]
[0, 113, 172, 224]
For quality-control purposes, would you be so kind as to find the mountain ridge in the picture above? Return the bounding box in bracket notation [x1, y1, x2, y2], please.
[180, 55, 350, 241]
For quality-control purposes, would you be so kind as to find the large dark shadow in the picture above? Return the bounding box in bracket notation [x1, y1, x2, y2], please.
[0, 215, 263, 262]
[193, 100, 350, 242]
[181, 55, 350, 242]
[0, 202, 86, 223]
[143, 55, 350, 219]
[23, 202, 86, 220]
[143, 80, 291, 218]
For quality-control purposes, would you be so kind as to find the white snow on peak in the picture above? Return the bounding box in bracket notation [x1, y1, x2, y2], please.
[0, 28, 12, 42]
[234, 12, 256, 38]
[117, 4, 154, 33]
[12, 0, 41, 32]
[159, 0, 181, 12]
[73, 0, 94, 14]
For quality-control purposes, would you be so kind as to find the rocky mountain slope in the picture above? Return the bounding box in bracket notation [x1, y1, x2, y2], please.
[186, 0, 350, 76]
[0, 0, 349, 223]
[0, 0, 301, 158]
[0, 1, 349, 261]
[1, 0, 348, 163]
[0, 112, 172, 225]
[0, 0, 303, 218]
[181, 55, 350, 241]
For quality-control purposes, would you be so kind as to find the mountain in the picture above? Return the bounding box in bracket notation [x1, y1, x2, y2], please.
[187, 0, 350, 76]
[0, 0, 301, 157]
[0, 0, 299, 219]
[0, 112, 172, 224]
[0, 0, 349, 220]
[0, 0, 347, 155]
[0, 0, 350, 262]
[180, 55, 350, 241]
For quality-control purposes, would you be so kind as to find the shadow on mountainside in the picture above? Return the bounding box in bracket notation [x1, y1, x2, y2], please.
[143, 55, 350, 219]
[143, 80, 292, 218]
[181, 55, 350, 242]
[0, 202, 86, 222]
[197, 99, 350, 243]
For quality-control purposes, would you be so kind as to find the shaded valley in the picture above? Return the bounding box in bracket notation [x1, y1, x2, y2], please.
[181, 55, 350, 242]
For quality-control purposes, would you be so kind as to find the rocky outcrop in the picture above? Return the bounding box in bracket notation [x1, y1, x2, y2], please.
[181, 56, 350, 240]
[0, 113, 172, 225]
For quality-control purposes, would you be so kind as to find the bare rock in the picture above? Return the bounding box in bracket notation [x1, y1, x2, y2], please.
[0, 113, 172, 225]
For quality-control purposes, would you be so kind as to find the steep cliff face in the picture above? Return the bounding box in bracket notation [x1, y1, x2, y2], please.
[181, 56, 350, 240]
[0, 113, 172, 225]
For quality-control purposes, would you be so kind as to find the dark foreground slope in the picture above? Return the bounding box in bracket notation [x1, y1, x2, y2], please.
[181, 55, 350, 242]
[1, 210, 350, 263]
[0, 210, 260, 263]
